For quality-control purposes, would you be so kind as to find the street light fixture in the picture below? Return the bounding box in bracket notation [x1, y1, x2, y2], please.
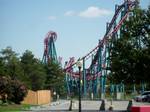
[53, 91, 56, 101]
[76, 60, 82, 112]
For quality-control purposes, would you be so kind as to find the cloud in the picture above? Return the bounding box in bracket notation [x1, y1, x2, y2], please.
[64, 10, 75, 16]
[79, 6, 112, 18]
[48, 16, 56, 20]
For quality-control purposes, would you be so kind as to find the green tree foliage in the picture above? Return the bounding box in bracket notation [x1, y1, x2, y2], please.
[0, 57, 5, 75]
[0, 47, 66, 94]
[21, 50, 46, 91]
[0, 47, 23, 79]
[44, 62, 66, 96]
[0, 47, 28, 104]
[0, 47, 48, 104]
[110, 6, 150, 86]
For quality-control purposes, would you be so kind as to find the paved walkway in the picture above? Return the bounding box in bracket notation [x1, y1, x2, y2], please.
[26, 100, 150, 112]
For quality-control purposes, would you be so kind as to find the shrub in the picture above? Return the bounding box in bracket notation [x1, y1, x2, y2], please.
[8, 80, 28, 104]
[0, 76, 11, 103]
[0, 76, 28, 104]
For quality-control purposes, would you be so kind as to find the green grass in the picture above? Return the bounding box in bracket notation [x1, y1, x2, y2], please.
[0, 104, 31, 112]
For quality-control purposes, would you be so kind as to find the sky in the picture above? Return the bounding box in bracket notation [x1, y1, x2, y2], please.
[0, 0, 150, 65]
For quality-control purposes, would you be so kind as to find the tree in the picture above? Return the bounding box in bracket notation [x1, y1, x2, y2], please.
[0, 57, 5, 76]
[44, 62, 66, 96]
[0, 46, 23, 79]
[0, 46, 66, 99]
[110, 6, 150, 87]
[21, 50, 46, 91]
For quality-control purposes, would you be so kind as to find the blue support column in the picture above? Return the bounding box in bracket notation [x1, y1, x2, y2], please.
[144, 82, 146, 91]
[110, 84, 115, 98]
[98, 46, 102, 72]
[100, 76, 103, 97]
[133, 84, 136, 93]
[89, 68, 93, 96]
[116, 84, 118, 93]
[83, 58, 86, 97]
[104, 75, 106, 94]
[66, 73, 70, 95]
[110, 84, 113, 97]
[123, 84, 125, 93]
[141, 82, 145, 93]
[97, 46, 102, 97]
[91, 54, 95, 97]
[100, 75, 105, 99]
[122, 83, 125, 99]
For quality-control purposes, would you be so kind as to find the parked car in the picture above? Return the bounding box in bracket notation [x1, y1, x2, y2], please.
[145, 94, 150, 103]
[134, 91, 150, 102]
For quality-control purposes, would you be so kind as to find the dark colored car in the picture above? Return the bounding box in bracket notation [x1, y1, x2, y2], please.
[145, 94, 150, 102]
[134, 91, 150, 102]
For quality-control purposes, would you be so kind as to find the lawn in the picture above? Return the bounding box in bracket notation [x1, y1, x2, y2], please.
[0, 104, 31, 112]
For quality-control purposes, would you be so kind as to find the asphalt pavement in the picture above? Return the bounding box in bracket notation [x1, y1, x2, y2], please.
[25, 99, 150, 112]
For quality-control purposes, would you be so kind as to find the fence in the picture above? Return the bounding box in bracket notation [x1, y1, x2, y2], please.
[22, 90, 51, 105]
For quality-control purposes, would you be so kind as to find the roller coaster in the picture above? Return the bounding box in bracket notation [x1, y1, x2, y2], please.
[42, 0, 140, 98]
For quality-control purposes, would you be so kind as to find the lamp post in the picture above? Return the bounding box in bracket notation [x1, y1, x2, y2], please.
[77, 60, 82, 112]
[53, 91, 56, 101]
